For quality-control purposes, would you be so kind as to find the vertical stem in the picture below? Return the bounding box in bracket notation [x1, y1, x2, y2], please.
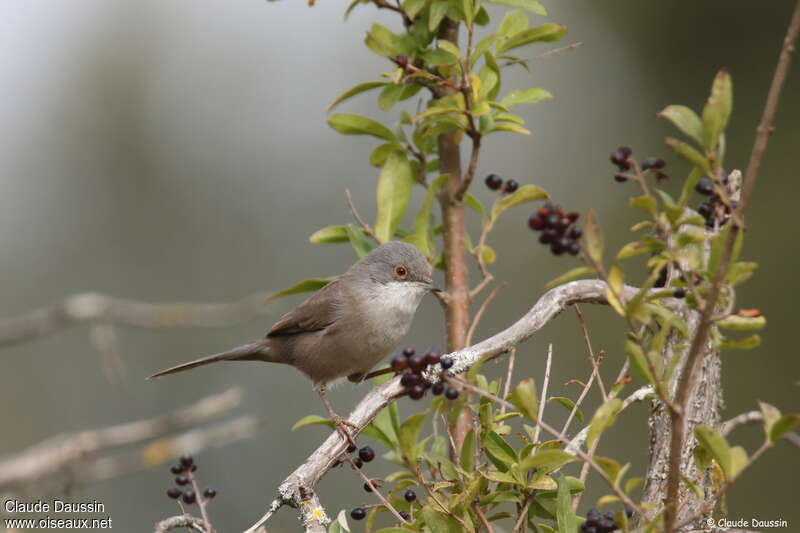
[436, 17, 473, 451]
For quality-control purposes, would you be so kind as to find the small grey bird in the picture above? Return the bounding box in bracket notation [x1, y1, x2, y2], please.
[149, 241, 439, 437]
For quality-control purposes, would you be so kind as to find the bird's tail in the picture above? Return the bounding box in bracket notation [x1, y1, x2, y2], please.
[147, 342, 268, 379]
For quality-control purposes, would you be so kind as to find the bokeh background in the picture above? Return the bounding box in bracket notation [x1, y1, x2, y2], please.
[1, 1, 798, 531]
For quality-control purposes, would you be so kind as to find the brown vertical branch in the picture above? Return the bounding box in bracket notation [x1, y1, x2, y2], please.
[435, 17, 473, 451]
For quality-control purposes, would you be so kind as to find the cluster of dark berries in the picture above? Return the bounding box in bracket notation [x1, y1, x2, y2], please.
[610, 146, 667, 182]
[528, 203, 582, 256]
[484, 173, 519, 194]
[695, 174, 733, 228]
[165, 454, 217, 506]
[581, 507, 624, 533]
[391, 346, 460, 401]
[344, 443, 376, 469]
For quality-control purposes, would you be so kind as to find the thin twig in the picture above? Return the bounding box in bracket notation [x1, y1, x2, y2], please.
[664, 3, 800, 530]
[473, 502, 496, 533]
[502, 42, 584, 67]
[466, 282, 505, 345]
[187, 468, 213, 533]
[513, 497, 532, 533]
[499, 348, 517, 417]
[344, 455, 410, 525]
[345, 189, 380, 242]
[532, 344, 553, 443]
[573, 306, 607, 400]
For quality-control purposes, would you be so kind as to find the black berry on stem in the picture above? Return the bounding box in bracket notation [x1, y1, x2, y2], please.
[350, 507, 366, 520]
[358, 446, 375, 462]
[503, 178, 519, 193]
[484, 173, 503, 190]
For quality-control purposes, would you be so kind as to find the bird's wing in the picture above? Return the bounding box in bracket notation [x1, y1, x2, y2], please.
[266, 278, 343, 337]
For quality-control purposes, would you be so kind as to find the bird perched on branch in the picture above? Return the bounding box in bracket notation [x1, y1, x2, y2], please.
[148, 241, 439, 442]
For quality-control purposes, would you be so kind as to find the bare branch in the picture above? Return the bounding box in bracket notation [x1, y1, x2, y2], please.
[345, 188, 380, 242]
[502, 42, 584, 68]
[154, 514, 207, 533]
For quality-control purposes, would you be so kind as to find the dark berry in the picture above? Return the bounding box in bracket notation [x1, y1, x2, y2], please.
[538, 205, 552, 218]
[445, 387, 460, 400]
[569, 226, 582, 240]
[167, 488, 182, 500]
[353, 457, 363, 468]
[394, 55, 408, 68]
[359, 446, 375, 462]
[408, 384, 426, 400]
[432, 382, 445, 395]
[624, 505, 634, 518]
[610, 150, 627, 166]
[424, 350, 441, 366]
[404, 489, 417, 502]
[203, 488, 217, 500]
[391, 354, 409, 372]
[400, 372, 421, 388]
[439, 356, 454, 370]
[567, 212, 580, 223]
[550, 239, 565, 255]
[170, 464, 184, 475]
[586, 508, 601, 522]
[182, 491, 196, 505]
[408, 354, 426, 372]
[614, 173, 628, 182]
[604, 511, 615, 521]
[528, 214, 545, 231]
[189, 464, 197, 472]
[347, 443, 357, 453]
[641, 157, 666, 170]
[538, 230, 552, 245]
[654, 266, 668, 288]
[596, 517, 616, 532]
[485, 174, 503, 190]
[402, 345, 415, 357]
[179, 454, 194, 467]
[350, 507, 367, 521]
[363, 482, 373, 492]
[544, 213, 560, 228]
[567, 241, 581, 256]
[673, 288, 686, 298]
[617, 146, 632, 158]
[175, 475, 189, 486]
[503, 179, 519, 193]
[721, 172, 729, 185]
[697, 202, 712, 217]
[581, 525, 598, 533]
[695, 177, 714, 196]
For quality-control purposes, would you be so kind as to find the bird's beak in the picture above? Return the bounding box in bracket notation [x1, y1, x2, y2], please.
[421, 278, 442, 293]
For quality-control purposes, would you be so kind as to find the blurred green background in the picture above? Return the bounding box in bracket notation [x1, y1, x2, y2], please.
[0, 1, 797, 531]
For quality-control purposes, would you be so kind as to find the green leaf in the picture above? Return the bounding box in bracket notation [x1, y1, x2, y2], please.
[769, 414, 800, 443]
[292, 414, 334, 431]
[328, 82, 388, 112]
[497, 23, 567, 54]
[548, 396, 584, 422]
[665, 137, 712, 177]
[658, 105, 704, 146]
[556, 475, 578, 533]
[484, 431, 518, 468]
[679, 168, 704, 207]
[606, 264, 625, 316]
[460, 428, 475, 472]
[500, 88, 552, 108]
[405, 174, 448, 257]
[309, 225, 352, 244]
[718, 315, 766, 331]
[370, 142, 404, 167]
[509, 378, 539, 423]
[498, 10, 529, 38]
[485, 122, 531, 135]
[398, 413, 427, 463]
[587, 397, 622, 447]
[378, 84, 407, 111]
[345, 225, 374, 258]
[428, 0, 449, 31]
[267, 278, 333, 300]
[725, 261, 758, 286]
[328, 113, 396, 141]
[364, 23, 414, 58]
[701, 69, 733, 151]
[719, 334, 761, 350]
[594, 456, 623, 486]
[544, 266, 592, 290]
[730, 445, 748, 478]
[485, 0, 546, 15]
[490, 184, 549, 221]
[375, 152, 415, 242]
[694, 425, 732, 478]
[419, 506, 463, 533]
[625, 338, 656, 385]
[471, 34, 498, 68]
[616, 241, 649, 260]
[328, 510, 350, 533]
[403, 0, 428, 19]
[583, 208, 604, 267]
[519, 449, 576, 473]
[629, 194, 657, 218]
[422, 48, 458, 66]
[437, 39, 461, 58]
[465, 193, 486, 219]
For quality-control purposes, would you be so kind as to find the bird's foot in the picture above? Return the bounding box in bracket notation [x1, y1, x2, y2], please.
[330, 414, 358, 447]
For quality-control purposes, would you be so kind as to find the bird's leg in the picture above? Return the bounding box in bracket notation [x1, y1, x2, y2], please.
[315, 383, 358, 447]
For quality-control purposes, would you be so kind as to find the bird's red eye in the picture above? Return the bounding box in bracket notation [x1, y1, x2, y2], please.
[393, 264, 408, 279]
